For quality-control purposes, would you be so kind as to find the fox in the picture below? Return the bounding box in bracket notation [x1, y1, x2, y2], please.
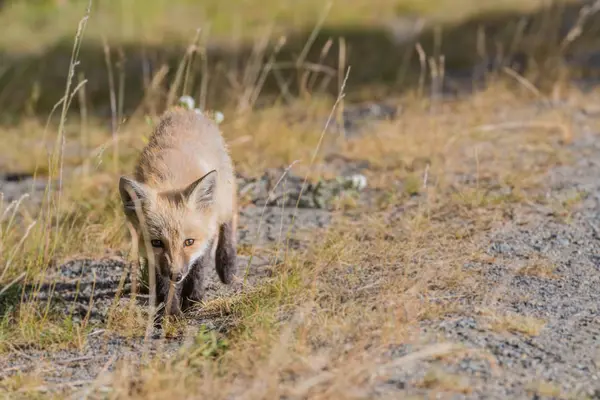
[118, 107, 238, 317]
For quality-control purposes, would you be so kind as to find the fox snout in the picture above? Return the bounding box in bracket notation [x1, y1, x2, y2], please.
[174, 267, 188, 284]
[164, 264, 189, 284]
[156, 257, 186, 284]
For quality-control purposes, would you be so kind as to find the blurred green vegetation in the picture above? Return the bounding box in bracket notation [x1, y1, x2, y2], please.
[0, 0, 596, 122]
[0, 0, 550, 52]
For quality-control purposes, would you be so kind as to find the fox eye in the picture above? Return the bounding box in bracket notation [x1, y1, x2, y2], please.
[184, 239, 195, 247]
[151, 239, 164, 248]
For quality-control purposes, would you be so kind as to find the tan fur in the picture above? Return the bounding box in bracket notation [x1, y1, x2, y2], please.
[135, 107, 237, 225]
[120, 107, 237, 284]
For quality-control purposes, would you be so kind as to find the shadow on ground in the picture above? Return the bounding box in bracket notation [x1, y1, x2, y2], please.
[1, 2, 600, 123]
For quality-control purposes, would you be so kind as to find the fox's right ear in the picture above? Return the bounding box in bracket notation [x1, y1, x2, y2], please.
[119, 176, 149, 218]
[183, 170, 217, 209]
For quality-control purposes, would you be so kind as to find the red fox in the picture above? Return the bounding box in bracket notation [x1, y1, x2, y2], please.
[119, 107, 238, 316]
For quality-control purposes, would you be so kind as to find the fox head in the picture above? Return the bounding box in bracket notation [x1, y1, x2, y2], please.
[119, 170, 218, 284]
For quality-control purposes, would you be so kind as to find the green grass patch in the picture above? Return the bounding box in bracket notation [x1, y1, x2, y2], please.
[0, 302, 90, 353]
[0, 0, 553, 52]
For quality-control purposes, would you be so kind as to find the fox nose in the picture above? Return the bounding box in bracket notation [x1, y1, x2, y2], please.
[175, 272, 183, 282]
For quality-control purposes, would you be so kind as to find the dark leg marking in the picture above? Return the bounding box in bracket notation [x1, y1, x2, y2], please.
[181, 248, 210, 312]
[215, 220, 237, 284]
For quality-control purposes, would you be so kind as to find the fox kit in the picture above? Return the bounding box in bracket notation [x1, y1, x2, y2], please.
[119, 107, 238, 316]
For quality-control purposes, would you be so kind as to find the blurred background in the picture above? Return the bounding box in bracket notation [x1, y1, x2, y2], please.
[1, 0, 599, 201]
[0, 0, 599, 214]
[2, 0, 600, 120]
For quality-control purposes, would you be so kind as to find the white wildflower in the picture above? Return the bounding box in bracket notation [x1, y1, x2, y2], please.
[347, 174, 367, 191]
[214, 111, 224, 124]
[178, 95, 195, 110]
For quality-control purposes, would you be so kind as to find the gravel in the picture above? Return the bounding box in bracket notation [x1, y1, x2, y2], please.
[377, 129, 600, 399]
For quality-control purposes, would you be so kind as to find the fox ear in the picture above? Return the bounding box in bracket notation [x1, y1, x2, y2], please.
[184, 170, 217, 208]
[119, 176, 150, 217]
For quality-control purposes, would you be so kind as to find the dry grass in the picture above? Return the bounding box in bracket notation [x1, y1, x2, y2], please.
[0, 302, 89, 353]
[526, 380, 563, 398]
[517, 257, 559, 279]
[0, 373, 46, 397]
[105, 301, 149, 338]
[418, 367, 472, 394]
[39, 85, 575, 397]
[1, 0, 599, 397]
[484, 310, 547, 336]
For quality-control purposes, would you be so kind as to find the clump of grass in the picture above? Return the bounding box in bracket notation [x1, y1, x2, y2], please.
[403, 174, 422, 197]
[418, 367, 472, 394]
[228, 263, 304, 339]
[183, 325, 229, 362]
[0, 373, 45, 397]
[484, 310, 546, 336]
[0, 302, 88, 353]
[526, 380, 563, 398]
[547, 189, 588, 223]
[0, 193, 37, 286]
[105, 300, 148, 338]
[517, 258, 558, 279]
[0, 0, 98, 358]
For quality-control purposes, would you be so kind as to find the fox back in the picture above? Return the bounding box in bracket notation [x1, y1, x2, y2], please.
[119, 108, 237, 286]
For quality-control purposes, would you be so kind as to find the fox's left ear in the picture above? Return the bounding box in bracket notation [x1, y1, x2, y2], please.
[119, 176, 151, 218]
[184, 170, 217, 208]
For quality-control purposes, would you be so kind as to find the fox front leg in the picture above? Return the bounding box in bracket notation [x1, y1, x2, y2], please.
[156, 274, 183, 317]
[215, 220, 238, 284]
[181, 250, 208, 312]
